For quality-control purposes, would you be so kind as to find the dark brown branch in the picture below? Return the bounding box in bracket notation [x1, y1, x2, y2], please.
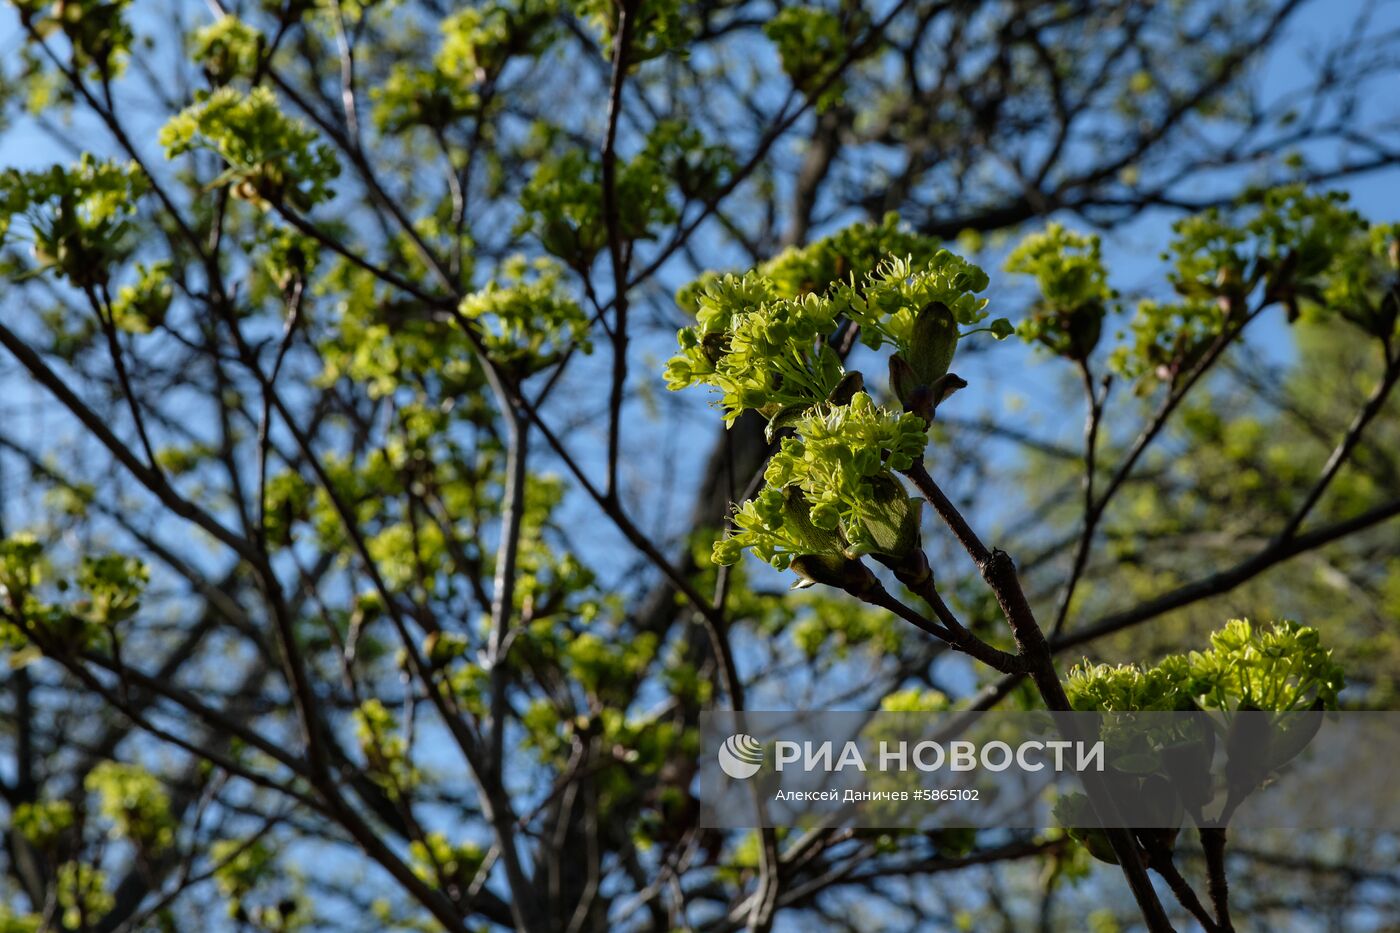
[601, 0, 635, 501]
[899, 463, 1173, 931]
[1200, 828, 1235, 932]
[1057, 495, 1400, 651]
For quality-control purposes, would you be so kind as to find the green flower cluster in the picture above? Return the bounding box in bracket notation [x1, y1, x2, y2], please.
[190, 14, 264, 85]
[0, 155, 147, 288]
[1059, 620, 1344, 861]
[316, 262, 479, 401]
[517, 147, 605, 263]
[210, 837, 303, 928]
[1064, 655, 1194, 712]
[374, 63, 479, 135]
[211, 839, 274, 905]
[12, 798, 74, 849]
[664, 272, 845, 424]
[439, 2, 557, 78]
[518, 121, 723, 266]
[879, 687, 950, 712]
[1190, 617, 1346, 712]
[0, 536, 151, 664]
[1067, 618, 1344, 714]
[74, 554, 149, 626]
[14, 0, 133, 78]
[108, 261, 174, 334]
[160, 87, 340, 211]
[666, 227, 1020, 583]
[1004, 223, 1113, 360]
[458, 255, 590, 374]
[1218, 186, 1365, 301]
[562, 630, 659, 698]
[0, 903, 40, 932]
[521, 627, 673, 738]
[408, 832, 486, 889]
[0, 536, 47, 610]
[85, 761, 176, 853]
[645, 120, 735, 203]
[571, 0, 689, 62]
[1315, 220, 1400, 340]
[57, 863, 113, 931]
[839, 251, 995, 355]
[1110, 295, 1224, 384]
[254, 226, 319, 297]
[670, 220, 1041, 592]
[791, 595, 901, 659]
[716, 486, 840, 571]
[667, 241, 1007, 427]
[765, 392, 928, 529]
[678, 213, 940, 309]
[714, 393, 927, 579]
[1112, 186, 1383, 382]
[354, 698, 420, 797]
[764, 7, 855, 109]
[373, 2, 556, 134]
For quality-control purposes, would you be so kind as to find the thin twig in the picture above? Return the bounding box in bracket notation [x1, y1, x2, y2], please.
[602, 0, 635, 501]
[1048, 360, 1108, 638]
[1274, 355, 1400, 542]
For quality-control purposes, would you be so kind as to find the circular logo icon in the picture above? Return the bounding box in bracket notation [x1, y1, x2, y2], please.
[718, 733, 764, 779]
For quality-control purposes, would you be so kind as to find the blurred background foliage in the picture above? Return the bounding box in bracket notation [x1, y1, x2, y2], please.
[0, 0, 1397, 929]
